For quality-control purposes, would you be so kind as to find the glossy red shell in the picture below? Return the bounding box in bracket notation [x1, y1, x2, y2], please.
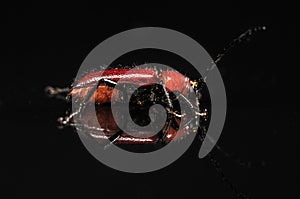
[70, 68, 194, 144]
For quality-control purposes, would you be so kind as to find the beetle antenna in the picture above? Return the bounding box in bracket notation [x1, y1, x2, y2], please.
[202, 26, 266, 81]
[214, 26, 266, 64]
[198, 131, 266, 169]
[207, 153, 250, 199]
[213, 141, 266, 169]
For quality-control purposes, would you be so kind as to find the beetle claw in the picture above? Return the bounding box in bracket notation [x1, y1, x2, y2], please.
[57, 116, 70, 127]
[45, 86, 57, 96]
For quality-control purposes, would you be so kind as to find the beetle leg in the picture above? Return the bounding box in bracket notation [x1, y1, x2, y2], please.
[157, 73, 175, 144]
[45, 86, 70, 101]
[65, 121, 123, 150]
[160, 114, 173, 143]
[65, 122, 106, 132]
[104, 130, 124, 150]
[57, 89, 93, 126]
[171, 92, 201, 126]
[57, 79, 114, 126]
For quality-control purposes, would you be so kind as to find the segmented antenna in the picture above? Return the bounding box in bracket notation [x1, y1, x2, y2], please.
[208, 153, 250, 199]
[201, 26, 267, 83]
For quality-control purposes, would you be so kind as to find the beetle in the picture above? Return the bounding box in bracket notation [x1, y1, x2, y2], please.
[46, 26, 266, 199]
[47, 67, 209, 146]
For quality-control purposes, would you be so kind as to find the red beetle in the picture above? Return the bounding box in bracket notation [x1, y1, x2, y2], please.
[47, 67, 208, 146]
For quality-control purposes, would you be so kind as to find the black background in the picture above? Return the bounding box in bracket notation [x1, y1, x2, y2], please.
[1, 1, 299, 198]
